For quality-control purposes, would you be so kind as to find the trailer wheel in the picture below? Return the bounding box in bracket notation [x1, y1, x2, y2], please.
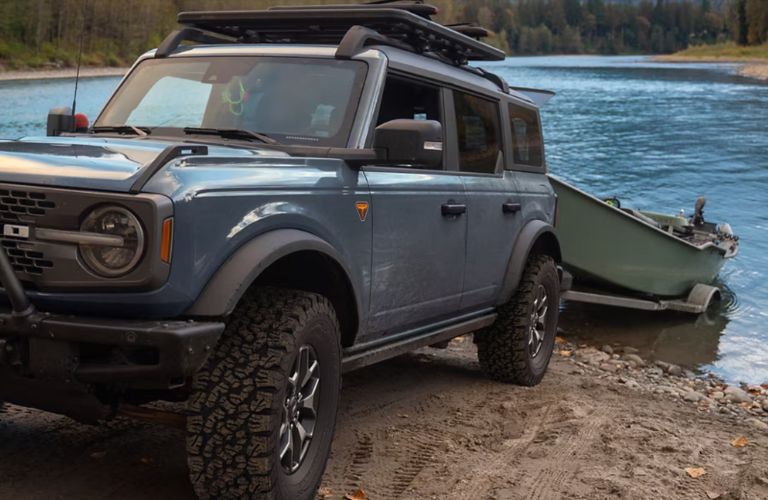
[476, 254, 560, 386]
[186, 288, 341, 500]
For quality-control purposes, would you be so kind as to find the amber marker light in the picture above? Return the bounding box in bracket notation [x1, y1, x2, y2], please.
[160, 218, 174, 263]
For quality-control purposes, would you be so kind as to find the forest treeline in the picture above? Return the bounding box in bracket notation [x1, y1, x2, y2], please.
[0, 0, 766, 68]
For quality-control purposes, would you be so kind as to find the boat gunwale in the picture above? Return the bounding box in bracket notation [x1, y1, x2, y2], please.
[548, 174, 734, 257]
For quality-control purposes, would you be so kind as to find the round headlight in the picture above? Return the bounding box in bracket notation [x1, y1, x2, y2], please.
[79, 206, 145, 277]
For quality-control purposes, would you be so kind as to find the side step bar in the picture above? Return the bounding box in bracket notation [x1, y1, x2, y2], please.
[342, 312, 497, 373]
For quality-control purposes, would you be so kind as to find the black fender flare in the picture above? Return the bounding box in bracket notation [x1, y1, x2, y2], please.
[186, 229, 360, 320]
[497, 220, 561, 306]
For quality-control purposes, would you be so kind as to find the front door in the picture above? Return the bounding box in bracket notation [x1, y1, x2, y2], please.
[363, 75, 467, 337]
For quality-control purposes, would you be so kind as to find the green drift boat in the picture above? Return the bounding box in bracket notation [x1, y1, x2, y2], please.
[550, 176, 739, 298]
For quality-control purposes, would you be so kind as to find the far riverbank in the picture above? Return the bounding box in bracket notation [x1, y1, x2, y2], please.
[653, 42, 768, 81]
[0, 67, 127, 82]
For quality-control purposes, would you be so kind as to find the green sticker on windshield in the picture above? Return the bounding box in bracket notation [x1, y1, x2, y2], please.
[222, 77, 247, 116]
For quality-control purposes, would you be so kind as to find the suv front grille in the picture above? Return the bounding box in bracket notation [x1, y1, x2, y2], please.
[0, 189, 56, 220]
[1, 239, 54, 276]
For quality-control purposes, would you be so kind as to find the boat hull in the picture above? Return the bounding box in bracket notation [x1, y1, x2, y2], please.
[550, 176, 728, 297]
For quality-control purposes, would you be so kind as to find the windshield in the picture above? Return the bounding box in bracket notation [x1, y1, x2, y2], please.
[96, 56, 368, 147]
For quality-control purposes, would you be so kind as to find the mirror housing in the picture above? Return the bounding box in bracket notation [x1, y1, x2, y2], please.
[373, 119, 442, 167]
[47, 107, 75, 136]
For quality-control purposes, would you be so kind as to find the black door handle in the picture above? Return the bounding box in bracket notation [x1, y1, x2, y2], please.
[442, 201, 466, 216]
[502, 202, 522, 214]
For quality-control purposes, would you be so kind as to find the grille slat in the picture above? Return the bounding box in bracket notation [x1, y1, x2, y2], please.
[2, 240, 54, 277]
[0, 190, 56, 220]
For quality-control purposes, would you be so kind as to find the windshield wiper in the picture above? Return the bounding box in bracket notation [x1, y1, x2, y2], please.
[182, 127, 279, 145]
[91, 125, 150, 137]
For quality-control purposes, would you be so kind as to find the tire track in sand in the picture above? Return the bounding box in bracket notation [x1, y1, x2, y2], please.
[525, 406, 617, 500]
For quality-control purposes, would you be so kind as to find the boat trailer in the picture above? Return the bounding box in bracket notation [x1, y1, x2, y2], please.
[562, 282, 721, 315]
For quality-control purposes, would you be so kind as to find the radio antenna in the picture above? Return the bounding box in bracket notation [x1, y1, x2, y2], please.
[71, 0, 88, 116]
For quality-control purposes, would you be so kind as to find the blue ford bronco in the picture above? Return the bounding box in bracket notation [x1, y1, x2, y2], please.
[0, 3, 562, 499]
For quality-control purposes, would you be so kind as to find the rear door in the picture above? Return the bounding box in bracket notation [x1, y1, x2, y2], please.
[447, 90, 524, 310]
[506, 101, 551, 225]
[362, 75, 467, 337]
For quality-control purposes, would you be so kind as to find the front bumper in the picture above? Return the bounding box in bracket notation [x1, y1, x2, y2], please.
[0, 238, 223, 392]
[0, 311, 223, 389]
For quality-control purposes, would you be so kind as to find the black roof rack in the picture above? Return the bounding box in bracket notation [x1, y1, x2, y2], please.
[155, 4, 511, 92]
[174, 6, 506, 65]
[268, 2, 439, 19]
[445, 23, 491, 41]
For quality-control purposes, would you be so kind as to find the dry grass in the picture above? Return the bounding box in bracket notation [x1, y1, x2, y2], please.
[656, 42, 768, 62]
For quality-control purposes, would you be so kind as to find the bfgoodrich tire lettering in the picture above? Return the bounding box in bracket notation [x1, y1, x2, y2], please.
[476, 254, 560, 385]
[186, 288, 341, 500]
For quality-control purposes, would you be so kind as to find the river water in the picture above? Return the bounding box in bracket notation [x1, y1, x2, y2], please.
[0, 56, 766, 383]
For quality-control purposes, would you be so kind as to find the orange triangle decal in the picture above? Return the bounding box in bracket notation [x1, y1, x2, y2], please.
[355, 201, 369, 222]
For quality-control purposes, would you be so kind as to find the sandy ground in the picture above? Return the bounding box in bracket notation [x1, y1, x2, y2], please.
[0, 67, 127, 82]
[739, 63, 768, 81]
[1, 337, 767, 500]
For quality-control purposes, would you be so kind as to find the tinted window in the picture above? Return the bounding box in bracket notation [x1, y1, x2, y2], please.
[377, 77, 441, 125]
[453, 92, 501, 174]
[376, 76, 443, 169]
[509, 103, 543, 167]
[97, 57, 367, 147]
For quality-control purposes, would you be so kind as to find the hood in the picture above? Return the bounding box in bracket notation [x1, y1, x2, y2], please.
[0, 136, 281, 192]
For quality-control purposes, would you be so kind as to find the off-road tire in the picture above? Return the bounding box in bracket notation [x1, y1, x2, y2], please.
[186, 288, 341, 500]
[476, 254, 560, 386]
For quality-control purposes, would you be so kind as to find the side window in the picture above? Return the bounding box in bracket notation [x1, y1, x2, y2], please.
[509, 103, 544, 168]
[375, 75, 443, 169]
[453, 91, 501, 174]
[376, 76, 442, 125]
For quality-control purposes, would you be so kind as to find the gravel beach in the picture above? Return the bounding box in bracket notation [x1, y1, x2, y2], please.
[1, 335, 766, 500]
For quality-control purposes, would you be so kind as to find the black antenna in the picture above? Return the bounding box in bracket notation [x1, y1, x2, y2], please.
[72, 0, 88, 116]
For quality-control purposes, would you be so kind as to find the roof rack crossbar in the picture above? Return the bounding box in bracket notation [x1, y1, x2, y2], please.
[155, 27, 235, 58]
[270, 1, 439, 18]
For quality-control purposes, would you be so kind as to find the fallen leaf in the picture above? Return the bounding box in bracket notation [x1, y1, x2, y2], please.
[555, 336, 567, 345]
[558, 350, 572, 357]
[685, 467, 707, 478]
[317, 487, 333, 498]
[345, 489, 367, 500]
[731, 436, 749, 448]
[706, 492, 721, 500]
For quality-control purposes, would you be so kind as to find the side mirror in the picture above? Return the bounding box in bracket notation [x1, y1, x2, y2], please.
[373, 119, 442, 167]
[47, 107, 75, 136]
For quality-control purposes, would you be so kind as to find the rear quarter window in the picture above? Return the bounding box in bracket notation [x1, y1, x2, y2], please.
[508, 103, 544, 169]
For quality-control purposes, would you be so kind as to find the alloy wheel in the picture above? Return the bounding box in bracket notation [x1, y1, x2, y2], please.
[528, 284, 549, 358]
[279, 344, 320, 474]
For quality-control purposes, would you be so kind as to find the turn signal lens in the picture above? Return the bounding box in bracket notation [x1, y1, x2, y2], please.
[160, 218, 173, 264]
